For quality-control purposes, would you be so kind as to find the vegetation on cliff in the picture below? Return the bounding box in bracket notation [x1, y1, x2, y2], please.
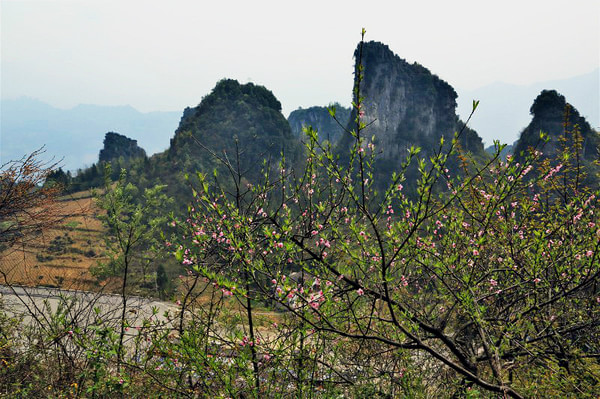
[288, 103, 351, 144]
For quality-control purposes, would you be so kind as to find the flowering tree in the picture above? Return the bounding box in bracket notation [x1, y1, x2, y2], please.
[172, 32, 599, 397]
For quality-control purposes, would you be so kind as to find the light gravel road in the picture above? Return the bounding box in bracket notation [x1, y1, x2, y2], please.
[0, 284, 179, 332]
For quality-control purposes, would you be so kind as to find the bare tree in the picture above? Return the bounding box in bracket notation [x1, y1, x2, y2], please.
[0, 148, 64, 252]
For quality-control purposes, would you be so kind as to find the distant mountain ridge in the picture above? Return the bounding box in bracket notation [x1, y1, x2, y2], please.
[0, 97, 180, 171]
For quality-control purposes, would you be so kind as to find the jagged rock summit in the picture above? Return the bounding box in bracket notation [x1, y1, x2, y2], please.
[98, 132, 146, 163]
[288, 104, 351, 144]
[339, 41, 485, 164]
[513, 90, 599, 162]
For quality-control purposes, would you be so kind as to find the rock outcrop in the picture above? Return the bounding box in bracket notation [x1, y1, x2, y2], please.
[288, 104, 351, 144]
[513, 90, 599, 163]
[98, 132, 146, 163]
[338, 41, 485, 169]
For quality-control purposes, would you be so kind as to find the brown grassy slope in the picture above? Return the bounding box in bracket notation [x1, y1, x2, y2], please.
[0, 191, 109, 290]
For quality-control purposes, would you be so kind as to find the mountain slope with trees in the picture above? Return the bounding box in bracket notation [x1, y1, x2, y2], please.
[513, 89, 599, 163]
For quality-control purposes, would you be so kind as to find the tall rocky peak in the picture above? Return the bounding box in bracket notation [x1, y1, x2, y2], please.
[98, 132, 146, 163]
[513, 90, 599, 162]
[168, 79, 301, 180]
[339, 41, 484, 164]
[288, 104, 351, 144]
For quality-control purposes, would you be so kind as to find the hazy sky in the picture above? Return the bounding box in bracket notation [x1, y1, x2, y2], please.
[2, 0, 599, 117]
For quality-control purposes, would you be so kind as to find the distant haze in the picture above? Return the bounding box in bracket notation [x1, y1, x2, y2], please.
[1, 0, 598, 166]
[0, 98, 180, 171]
[2, 1, 597, 113]
[457, 68, 600, 147]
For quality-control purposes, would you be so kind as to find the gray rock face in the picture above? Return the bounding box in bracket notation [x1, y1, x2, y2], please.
[99, 132, 147, 164]
[288, 104, 351, 144]
[340, 41, 484, 162]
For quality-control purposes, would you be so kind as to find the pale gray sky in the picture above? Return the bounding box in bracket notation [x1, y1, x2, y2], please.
[2, 0, 599, 117]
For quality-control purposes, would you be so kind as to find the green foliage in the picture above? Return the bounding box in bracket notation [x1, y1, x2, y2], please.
[93, 164, 173, 293]
[44, 167, 71, 188]
[2, 31, 599, 399]
[167, 35, 599, 397]
[155, 263, 171, 299]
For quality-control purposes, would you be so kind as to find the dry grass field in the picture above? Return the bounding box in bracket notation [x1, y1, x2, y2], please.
[0, 190, 110, 290]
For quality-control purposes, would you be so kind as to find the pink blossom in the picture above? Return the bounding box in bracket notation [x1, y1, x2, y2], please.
[357, 288, 364, 296]
[520, 165, 533, 177]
